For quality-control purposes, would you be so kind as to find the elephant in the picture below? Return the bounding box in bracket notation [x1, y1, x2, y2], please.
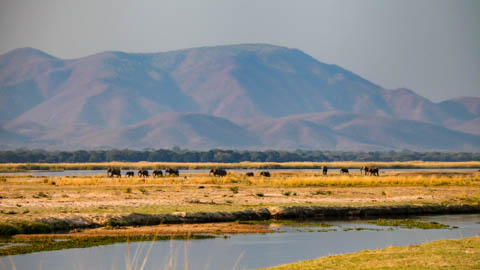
[138, 169, 149, 177]
[322, 166, 328, 175]
[107, 167, 121, 177]
[210, 168, 227, 177]
[165, 168, 179, 176]
[259, 171, 271, 177]
[152, 170, 163, 177]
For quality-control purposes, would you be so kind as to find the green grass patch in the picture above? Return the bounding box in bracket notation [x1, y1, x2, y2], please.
[368, 218, 450, 229]
[0, 234, 215, 256]
[0, 220, 70, 237]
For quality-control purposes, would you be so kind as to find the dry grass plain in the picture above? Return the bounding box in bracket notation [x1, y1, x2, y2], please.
[1, 169, 480, 223]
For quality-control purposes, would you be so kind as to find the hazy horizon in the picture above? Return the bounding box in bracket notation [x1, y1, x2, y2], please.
[1, 0, 479, 102]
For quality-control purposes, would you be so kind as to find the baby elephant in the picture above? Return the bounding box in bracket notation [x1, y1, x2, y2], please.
[125, 171, 135, 177]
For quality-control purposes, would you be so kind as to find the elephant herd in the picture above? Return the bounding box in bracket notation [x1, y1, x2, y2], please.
[360, 166, 380, 176]
[107, 167, 179, 178]
[209, 168, 271, 177]
[320, 166, 380, 176]
[108, 166, 381, 178]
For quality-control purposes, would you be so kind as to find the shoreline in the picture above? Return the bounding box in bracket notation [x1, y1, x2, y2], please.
[4, 204, 478, 236]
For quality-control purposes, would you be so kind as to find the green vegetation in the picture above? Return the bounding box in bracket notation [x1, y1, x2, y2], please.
[1, 149, 480, 171]
[0, 220, 70, 237]
[0, 234, 215, 256]
[368, 219, 450, 229]
[261, 236, 480, 270]
[312, 190, 332, 195]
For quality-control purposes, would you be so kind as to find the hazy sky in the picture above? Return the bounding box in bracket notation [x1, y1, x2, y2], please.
[1, 0, 479, 101]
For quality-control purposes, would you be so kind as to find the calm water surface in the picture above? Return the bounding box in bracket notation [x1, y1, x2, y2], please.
[3, 214, 480, 270]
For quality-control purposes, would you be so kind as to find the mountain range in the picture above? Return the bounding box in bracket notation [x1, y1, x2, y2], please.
[1, 44, 479, 150]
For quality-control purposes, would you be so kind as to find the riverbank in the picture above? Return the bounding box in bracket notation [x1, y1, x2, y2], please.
[1, 161, 480, 172]
[2, 204, 480, 237]
[261, 236, 480, 270]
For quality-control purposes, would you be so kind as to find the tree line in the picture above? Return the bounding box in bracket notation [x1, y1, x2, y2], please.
[0, 149, 479, 163]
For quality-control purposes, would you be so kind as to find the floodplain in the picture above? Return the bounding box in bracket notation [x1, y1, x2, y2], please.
[1, 162, 480, 269]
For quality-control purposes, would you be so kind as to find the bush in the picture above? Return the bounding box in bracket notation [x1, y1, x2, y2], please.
[105, 219, 123, 228]
[229, 186, 239, 194]
[17, 221, 51, 234]
[0, 223, 19, 236]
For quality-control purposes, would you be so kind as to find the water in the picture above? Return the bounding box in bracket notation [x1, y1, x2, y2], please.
[2, 168, 479, 177]
[3, 214, 480, 270]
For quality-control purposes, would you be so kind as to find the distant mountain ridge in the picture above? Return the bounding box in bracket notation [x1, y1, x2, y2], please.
[1, 44, 479, 150]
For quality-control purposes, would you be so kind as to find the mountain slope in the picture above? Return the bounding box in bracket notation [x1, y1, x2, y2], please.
[1, 44, 479, 150]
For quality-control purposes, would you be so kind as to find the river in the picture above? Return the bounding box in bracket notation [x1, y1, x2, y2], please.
[3, 214, 479, 270]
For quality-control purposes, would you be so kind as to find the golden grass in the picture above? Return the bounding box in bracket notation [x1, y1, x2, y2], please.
[1, 161, 480, 172]
[261, 236, 480, 270]
[3, 171, 480, 187]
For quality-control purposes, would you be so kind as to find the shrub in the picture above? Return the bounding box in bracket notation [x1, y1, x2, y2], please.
[282, 191, 291, 196]
[229, 186, 239, 194]
[255, 192, 264, 197]
[313, 190, 332, 195]
[34, 192, 48, 198]
[0, 223, 19, 236]
[17, 221, 51, 234]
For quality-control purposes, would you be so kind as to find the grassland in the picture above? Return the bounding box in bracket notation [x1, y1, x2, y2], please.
[1, 161, 480, 172]
[1, 170, 479, 227]
[0, 166, 479, 260]
[261, 236, 480, 270]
